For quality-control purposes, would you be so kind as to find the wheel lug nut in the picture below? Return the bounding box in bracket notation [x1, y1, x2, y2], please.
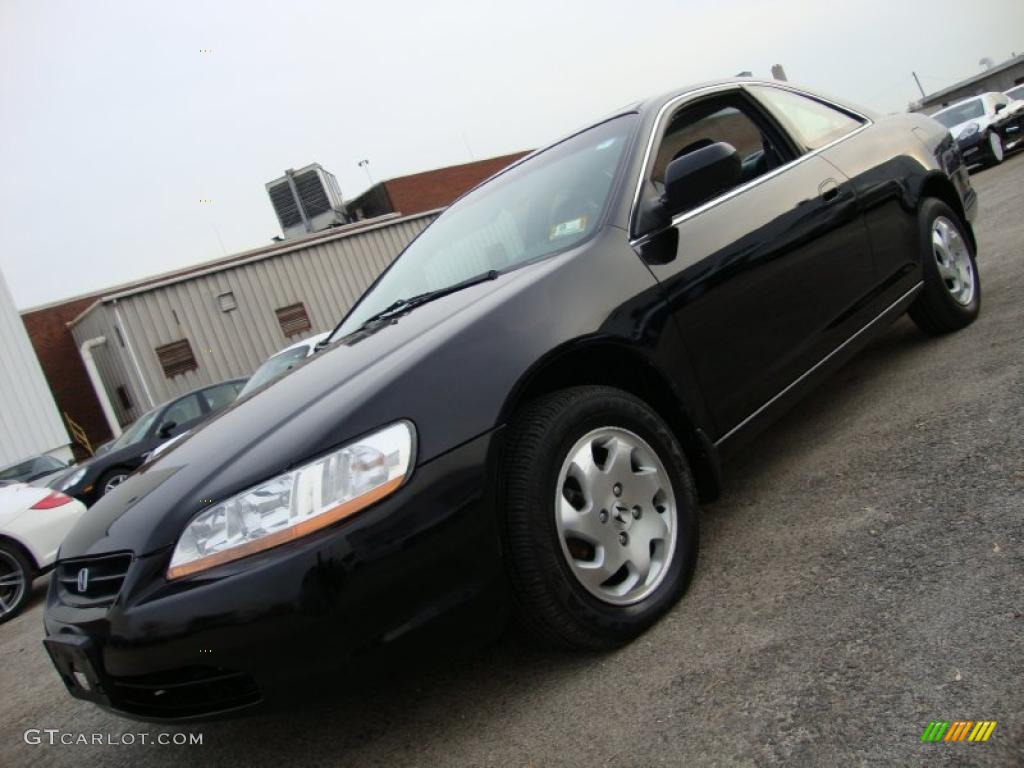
[612, 483, 622, 497]
[632, 506, 642, 519]
[619, 532, 628, 545]
[599, 510, 608, 523]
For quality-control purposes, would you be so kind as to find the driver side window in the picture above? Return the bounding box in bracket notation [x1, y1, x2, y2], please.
[650, 93, 793, 210]
[156, 393, 202, 434]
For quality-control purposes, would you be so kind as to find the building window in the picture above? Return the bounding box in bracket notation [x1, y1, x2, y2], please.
[155, 339, 198, 378]
[115, 385, 133, 411]
[217, 291, 237, 312]
[275, 302, 312, 337]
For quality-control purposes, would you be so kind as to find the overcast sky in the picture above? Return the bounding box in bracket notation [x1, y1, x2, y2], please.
[1, 0, 1021, 309]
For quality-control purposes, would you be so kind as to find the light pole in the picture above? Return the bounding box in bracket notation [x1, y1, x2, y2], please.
[358, 159, 373, 186]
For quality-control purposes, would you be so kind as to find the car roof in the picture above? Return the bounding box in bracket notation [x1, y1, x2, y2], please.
[501, 79, 873, 176]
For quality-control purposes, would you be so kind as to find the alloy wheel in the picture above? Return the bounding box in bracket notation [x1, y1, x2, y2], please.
[104, 473, 128, 494]
[0, 551, 26, 619]
[931, 216, 975, 306]
[989, 131, 1004, 163]
[555, 427, 677, 605]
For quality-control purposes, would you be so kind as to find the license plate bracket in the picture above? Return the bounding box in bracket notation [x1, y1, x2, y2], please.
[43, 635, 112, 706]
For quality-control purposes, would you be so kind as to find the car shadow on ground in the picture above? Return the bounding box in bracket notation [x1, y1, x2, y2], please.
[187, 315, 937, 755]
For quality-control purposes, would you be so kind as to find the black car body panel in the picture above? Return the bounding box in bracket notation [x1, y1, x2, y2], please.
[46, 429, 507, 719]
[46, 79, 978, 720]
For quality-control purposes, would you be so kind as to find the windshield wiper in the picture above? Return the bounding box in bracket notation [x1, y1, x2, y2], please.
[361, 269, 500, 327]
[362, 268, 501, 325]
[324, 270, 500, 345]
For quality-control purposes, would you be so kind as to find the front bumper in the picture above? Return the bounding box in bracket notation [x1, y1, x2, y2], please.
[43, 429, 507, 721]
[956, 132, 986, 164]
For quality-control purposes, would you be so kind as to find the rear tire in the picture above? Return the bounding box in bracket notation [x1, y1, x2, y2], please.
[0, 543, 33, 624]
[908, 199, 980, 335]
[502, 386, 699, 650]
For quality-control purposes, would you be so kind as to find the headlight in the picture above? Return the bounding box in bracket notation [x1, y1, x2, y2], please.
[168, 421, 415, 579]
[55, 468, 87, 492]
[958, 123, 980, 139]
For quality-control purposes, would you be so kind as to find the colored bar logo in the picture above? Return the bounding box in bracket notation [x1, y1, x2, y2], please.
[921, 721, 997, 742]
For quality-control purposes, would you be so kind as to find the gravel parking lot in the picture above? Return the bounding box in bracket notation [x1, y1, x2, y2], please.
[1, 154, 1021, 768]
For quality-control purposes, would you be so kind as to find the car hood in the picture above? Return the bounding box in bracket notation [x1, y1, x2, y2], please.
[59, 256, 571, 560]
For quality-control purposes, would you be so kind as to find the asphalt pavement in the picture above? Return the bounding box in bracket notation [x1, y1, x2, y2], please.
[1, 153, 1021, 768]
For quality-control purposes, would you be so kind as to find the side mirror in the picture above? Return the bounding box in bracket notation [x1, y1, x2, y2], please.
[158, 420, 177, 439]
[663, 142, 742, 218]
[995, 103, 1006, 113]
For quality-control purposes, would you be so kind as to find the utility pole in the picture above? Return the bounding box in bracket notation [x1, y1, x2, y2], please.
[912, 71, 926, 99]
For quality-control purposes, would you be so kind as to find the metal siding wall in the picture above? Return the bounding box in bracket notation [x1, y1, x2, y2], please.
[0, 270, 71, 464]
[117, 215, 435, 402]
[69, 304, 147, 426]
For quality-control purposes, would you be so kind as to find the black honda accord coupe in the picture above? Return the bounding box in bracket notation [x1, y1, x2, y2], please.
[45, 79, 979, 721]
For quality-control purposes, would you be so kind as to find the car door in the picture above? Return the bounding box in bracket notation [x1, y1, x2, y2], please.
[991, 93, 1024, 141]
[634, 86, 876, 436]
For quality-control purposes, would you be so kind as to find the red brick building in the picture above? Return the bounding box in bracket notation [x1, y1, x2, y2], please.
[21, 295, 113, 454]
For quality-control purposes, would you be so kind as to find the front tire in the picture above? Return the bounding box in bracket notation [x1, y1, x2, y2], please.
[98, 468, 129, 497]
[0, 543, 33, 624]
[908, 199, 980, 335]
[986, 131, 1004, 166]
[502, 386, 699, 650]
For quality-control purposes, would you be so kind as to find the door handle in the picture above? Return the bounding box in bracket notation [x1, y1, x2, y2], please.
[819, 178, 841, 203]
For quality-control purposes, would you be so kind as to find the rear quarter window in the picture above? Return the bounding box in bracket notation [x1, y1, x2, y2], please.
[749, 86, 864, 151]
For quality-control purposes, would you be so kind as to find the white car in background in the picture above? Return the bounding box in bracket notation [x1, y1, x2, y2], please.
[147, 332, 331, 463]
[0, 483, 86, 623]
[931, 91, 1024, 167]
[237, 331, 331, 398]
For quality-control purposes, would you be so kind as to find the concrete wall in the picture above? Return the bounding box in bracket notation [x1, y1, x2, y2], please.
[71, 211, 436, 419]
[0, 268, 71, 466]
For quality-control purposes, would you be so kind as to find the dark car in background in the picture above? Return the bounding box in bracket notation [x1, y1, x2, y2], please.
[48, 378, 246, 505]
[45, 79, 979, 721]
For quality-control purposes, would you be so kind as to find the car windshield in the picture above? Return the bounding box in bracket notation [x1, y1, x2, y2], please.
[0, 456, 63, 482]
[239, 346, 310, 397]
[106, 407, 161, 450]
[932, 99, 984, 128]
[332, 114, 638, 337]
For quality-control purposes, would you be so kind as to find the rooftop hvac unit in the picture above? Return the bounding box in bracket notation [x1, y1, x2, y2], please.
[266, 163, 348, 239]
